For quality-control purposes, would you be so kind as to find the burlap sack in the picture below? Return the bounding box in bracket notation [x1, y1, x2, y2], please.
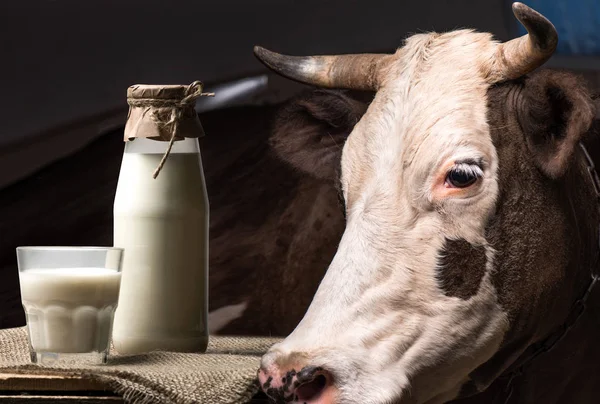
[0, 326, 281, 404]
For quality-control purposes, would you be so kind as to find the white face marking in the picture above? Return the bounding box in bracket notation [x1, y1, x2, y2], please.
[262, 30, 511, 403]
[208, 301, 248, 334]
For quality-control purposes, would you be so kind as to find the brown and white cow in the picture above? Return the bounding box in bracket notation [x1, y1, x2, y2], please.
[252, 3, 600, 404]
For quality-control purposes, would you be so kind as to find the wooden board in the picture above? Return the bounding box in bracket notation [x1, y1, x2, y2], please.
[0, 372, 269, 403]
[0, 397, 123, 403]
[0, 373, 115, 392]
[0, 373, 124, 403]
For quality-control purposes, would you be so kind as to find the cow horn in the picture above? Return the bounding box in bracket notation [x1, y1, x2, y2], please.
[253, 46, 390, 91]
[494, 2, 558, 81]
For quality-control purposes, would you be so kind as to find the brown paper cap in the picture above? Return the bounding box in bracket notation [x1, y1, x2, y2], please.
[123, 83, 206, 142]
[127, 84, 194, 100]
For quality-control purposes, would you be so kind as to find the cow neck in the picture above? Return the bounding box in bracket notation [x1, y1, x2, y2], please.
[497, 141, 600, 404]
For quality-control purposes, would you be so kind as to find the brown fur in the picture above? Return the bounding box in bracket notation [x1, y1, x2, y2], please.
[517, 71, 595, 178]
[437, 239, 487, 300]
[269, 89, 371, 182]
[215, 90, 365, 335]
[449, 70, 600, 403]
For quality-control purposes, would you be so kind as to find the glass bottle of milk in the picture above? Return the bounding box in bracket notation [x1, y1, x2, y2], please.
[111, 82, 211, 354]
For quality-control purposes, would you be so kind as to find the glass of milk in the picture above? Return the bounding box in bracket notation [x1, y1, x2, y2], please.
[16, 246, 124, 366]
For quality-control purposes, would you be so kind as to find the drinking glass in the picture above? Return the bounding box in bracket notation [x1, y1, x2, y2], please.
[16, 246, 124, 365]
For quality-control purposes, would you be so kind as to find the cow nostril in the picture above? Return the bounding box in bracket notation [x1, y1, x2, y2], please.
[295, 374, 328, 402]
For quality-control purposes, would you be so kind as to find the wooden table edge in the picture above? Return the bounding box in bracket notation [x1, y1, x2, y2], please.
[0, 372, 269, 403]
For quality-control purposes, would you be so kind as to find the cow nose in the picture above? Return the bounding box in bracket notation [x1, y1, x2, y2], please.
[258, 363, 336, 403]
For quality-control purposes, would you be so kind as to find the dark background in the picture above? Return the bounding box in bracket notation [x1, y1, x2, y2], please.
[3, 0, 600, 188]
[0, 0, 517, 189]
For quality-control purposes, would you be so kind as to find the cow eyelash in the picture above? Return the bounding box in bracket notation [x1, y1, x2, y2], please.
[453, 162, 484, 177]
[445, 162, 484, 188]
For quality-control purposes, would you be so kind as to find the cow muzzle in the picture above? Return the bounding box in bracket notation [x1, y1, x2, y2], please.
[258, 356, 337, 404]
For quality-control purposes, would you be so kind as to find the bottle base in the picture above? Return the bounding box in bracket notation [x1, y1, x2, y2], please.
[31, 350, 109, 366]
[112, 334, 209, 355]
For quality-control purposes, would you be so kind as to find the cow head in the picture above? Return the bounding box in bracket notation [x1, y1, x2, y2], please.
[254, 3, 598, 403]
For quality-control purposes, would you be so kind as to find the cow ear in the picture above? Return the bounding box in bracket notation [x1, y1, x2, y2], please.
[520, 70, 595, 179]
[269, 89, 370, 182]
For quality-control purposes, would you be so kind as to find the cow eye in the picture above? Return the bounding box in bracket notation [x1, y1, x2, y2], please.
[445, 163, 483, 188]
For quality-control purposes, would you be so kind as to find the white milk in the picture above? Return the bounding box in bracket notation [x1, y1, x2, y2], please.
[19, 267, 121, 353]
[112, 148, 209, 354]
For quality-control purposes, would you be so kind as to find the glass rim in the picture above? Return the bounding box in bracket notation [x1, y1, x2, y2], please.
[16, 246, 124, 252]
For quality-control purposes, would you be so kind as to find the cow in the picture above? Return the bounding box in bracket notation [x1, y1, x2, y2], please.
[251, 3, 600, 404]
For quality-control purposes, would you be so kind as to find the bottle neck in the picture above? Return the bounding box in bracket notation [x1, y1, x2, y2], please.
[123, 137, 200, 155]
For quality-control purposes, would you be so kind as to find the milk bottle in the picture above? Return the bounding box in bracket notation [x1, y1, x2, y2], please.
[112, 82, 212, 354]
